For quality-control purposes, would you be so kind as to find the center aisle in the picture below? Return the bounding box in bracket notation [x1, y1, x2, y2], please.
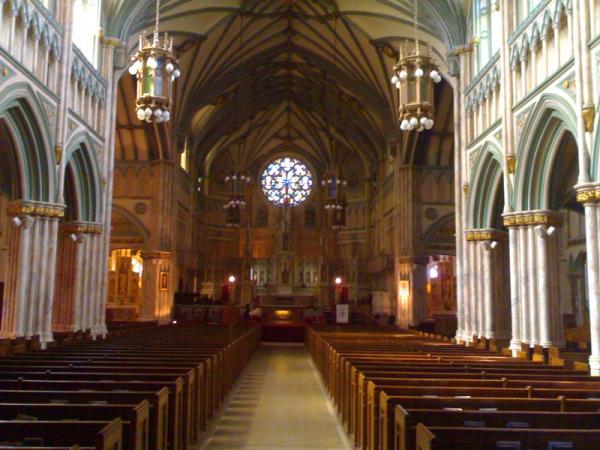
[200, 343, 353, 450]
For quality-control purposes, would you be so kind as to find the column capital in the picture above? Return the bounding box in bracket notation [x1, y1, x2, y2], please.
[6, 200, 65, 219]
[575, 182, 600, 204]
[502, 210, 563, 228]
[465, 229, 507, 242]
[141, 250, 172, 261]
[60, 221, 103, 235]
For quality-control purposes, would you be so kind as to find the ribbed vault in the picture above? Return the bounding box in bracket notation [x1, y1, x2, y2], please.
[112, 0, 463, 178]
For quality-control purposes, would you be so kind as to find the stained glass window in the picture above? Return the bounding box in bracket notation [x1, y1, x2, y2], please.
[261, 157, 313, 206]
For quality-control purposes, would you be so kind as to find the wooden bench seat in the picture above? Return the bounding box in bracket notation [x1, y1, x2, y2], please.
[0, 389, 167, 450]
[415, 423, 600, 450]
[0, 418, 122, 450]
[396, 407, 600, 450]
[0, 402, 149, 450]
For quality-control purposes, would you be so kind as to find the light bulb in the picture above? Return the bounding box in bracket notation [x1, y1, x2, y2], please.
[154, 109, 163, 118]
[166, 62, 174, 73]
[430, 70, 439, 79]
[136, 109, 146, 121]
[400, 119, 409, 130]
[391, 75, 399, 84]
[417, 125, 424, 132]
[147, 57, 158, 69]
[425, 119, 434, 129]
[420, 117, 428, 125]
[173, 69, 181, 78]
[171, 75, 175, 82]
[162, 111, 171, 122]
[433, 75, 442, 83]
[395, 81, 401, 89]
[144, 107, 153, 119]
[415, 67, 424, 78]
[225, 176, 230, 182]
[399, 70, 408, 80]
[409, 117, 419, 127]
[128, 63, 138, 75]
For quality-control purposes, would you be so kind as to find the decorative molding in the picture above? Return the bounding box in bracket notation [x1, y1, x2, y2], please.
[55, 145, 63, 164]
[502, 210, 563, 228]
[576, 186, 600, 203]
[582, 106, 595, 133]
[6, 200, 65, 218]
[465, 229, 507, 242]
[61, 221, 103, 235]
[506, 154, 516, 174]
[99, 32, 122, 48]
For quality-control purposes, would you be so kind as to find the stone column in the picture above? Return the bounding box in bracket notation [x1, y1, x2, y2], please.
[504, 211, 564, 349]
[52, 223, 85, 333]
[140, 251, 172, 323]
[395, 257, 427, 329]
[465, 230, 510, 343]
[576, 186, 600, 374]
[0, 201, 64, 348]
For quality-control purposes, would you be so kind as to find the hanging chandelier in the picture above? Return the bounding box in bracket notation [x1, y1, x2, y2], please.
[390, 0, 441, 132]
[128, 0, 180, 123]
[223, 172, 251, 227]
[322, 172, 347, 230]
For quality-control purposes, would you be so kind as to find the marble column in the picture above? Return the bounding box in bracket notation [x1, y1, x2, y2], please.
[0, 201, 64, 348]
[504, 211, 564, 350]
[576, 187, 600, 374]
[52, 223, 84, 333]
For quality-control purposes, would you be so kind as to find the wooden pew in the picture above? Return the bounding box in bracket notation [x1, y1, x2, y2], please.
[0, 401, 149, 450]
[0, 377, 186, 450]
[396, 406, 600, 450]
[0, 389, 168, 450]
[0, 418, 122, 450]
[415, 422, 600, 450]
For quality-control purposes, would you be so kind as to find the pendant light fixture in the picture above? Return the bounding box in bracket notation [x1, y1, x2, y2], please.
[129, 0, 180, 123]
[390, 0, 441, 132]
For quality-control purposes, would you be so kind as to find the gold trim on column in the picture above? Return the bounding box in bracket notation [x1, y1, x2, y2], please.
[450, 45, 473, 56]
[99, 32, 122, 48]
[576, 186, 600, 203]
[465, 229, 507, 242]
[505, 154, 516, 174]
[61, 222, 103, 235]
[6, 201, 65, 218]
[502, 211, 563, 228]
[463, 183, 469, 196]
[582, 106, 596, 133]
[55, 146, 63, 164]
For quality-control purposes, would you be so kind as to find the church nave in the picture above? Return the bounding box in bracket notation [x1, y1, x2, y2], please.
[201, 344, 351, 450]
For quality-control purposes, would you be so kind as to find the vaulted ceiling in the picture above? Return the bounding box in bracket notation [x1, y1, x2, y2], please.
[111, 0, 465, 177]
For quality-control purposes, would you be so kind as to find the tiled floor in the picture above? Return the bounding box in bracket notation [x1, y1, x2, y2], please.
[199, 343, 352, 450]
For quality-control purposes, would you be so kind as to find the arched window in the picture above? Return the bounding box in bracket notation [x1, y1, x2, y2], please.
[72, 0, 102, 66]
[261, 157, 313, 207]
[472, 0, 501, 72]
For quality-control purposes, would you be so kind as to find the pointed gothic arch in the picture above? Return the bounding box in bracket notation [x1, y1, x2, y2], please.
[0, 83, 55, 202]
[467, 143, 504, 229]
[514, 94, 578, 211]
